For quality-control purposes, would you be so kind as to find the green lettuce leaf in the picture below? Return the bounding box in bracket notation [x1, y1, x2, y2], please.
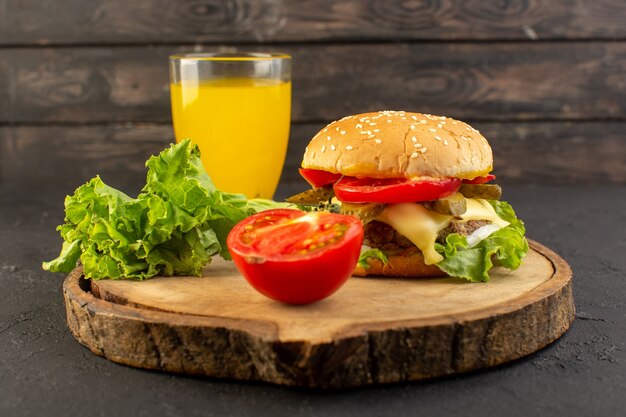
[434, 200, 529, 282]
[41, 239, 82, 273]
[43, 139, 288, 279]
[357, 249, 389, 270]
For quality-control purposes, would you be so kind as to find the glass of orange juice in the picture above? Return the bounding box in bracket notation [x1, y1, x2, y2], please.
[169, 52, 291, 198]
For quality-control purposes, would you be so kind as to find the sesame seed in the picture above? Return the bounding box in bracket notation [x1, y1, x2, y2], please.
[321, 145, 326, 152]
[444, 140, 449, 145]
[340, 131, 346, 135]
[373, 129, 380, 132]
[360, 131, 367, 134]
[429, 128, 437, 133]
[413, 143, 420, 148]
[346, 145, 353, 151]
[439, 116, 446, 120]
[437, 124, 443, 128]
[435, 136, 442, 141]
[367, 130, 372, 135]
[411, 115, 417, 120]
[327, 136, 332, 140]
[336, 127, 340, 131]
[368, 134, 375, 139]
[410, 125, 416, 130]
[421, 147, 428, 153]
[330, 144, 336, 151]
[374, 139, 382, 144]
[369, 122, 377, 126]
[410, 152, 419, 159]
[401, 117, 407, 120]
[387, 119, 392, 123]
[411, 136, 417, 142]
[356, 123, 363, 128]
[323, 128, 328, 132]
[452, 121, 458, 125]
[420, 120, 427, 124]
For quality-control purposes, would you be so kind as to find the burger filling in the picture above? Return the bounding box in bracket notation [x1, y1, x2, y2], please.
[365, 219, 492, 251]
[287, 184, 523, 272]
[369, 198, 510, 264]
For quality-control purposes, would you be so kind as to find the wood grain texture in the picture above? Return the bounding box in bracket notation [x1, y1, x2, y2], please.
[1, 42, 625, 123]
[89, 249, 553, 342]
[2, 121, 625, 187]
[0, 124, 169, 189]
[63, 241, 574, 388]
[2, 0, 626, 45]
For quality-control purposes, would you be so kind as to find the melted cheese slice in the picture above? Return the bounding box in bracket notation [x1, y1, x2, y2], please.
[375, 196, 509, 265]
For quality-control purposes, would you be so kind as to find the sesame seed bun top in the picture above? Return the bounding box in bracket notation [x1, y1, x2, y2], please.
[301, 111, 493, 180]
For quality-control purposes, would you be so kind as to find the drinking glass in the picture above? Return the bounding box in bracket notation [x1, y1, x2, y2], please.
[169, 52, 291, 198]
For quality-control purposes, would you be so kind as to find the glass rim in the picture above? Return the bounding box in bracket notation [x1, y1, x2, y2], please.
[169, 52, 291, 62]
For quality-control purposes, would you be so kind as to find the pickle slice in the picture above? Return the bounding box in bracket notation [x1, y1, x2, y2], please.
[339, 202, 385, 224]
[459, 184, 502, 200]
[286, 186, 334, 204]
[424, 193, 467, 216]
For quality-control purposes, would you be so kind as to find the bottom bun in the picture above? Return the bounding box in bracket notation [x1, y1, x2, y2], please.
[353, 252, 447, 278]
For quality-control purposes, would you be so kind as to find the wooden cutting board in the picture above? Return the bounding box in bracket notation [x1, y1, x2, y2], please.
[63, 240, 574, 388]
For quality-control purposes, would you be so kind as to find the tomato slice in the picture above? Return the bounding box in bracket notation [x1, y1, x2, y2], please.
[299, 168, 342, 188]
[227, 209, 363, 304]
[463, 174, 496, 184]
[333, 177, 461, 203]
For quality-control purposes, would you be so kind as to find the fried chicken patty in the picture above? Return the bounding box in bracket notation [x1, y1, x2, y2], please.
[363, 220, 491, 251]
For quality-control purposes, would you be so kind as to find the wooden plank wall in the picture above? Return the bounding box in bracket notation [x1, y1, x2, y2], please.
[1, 0, 625, 189]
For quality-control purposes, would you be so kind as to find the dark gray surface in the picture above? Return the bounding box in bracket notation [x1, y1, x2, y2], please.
[1, 183, 624, 417]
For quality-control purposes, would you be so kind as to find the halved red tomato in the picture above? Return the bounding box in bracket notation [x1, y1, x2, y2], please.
[333, 177, 461, 203]
[299, 168, 342, 188]
[227, 209, 363, 304]
[463, 174, 496, 184]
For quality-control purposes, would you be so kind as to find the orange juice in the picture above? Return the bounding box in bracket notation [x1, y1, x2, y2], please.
[170, 78, 291, 198]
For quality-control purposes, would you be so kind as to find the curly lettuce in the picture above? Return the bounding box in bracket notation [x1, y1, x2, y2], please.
[43, 139, 287, 279]
[434, 200, 529, 282]
[357, 249, 388, 270]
